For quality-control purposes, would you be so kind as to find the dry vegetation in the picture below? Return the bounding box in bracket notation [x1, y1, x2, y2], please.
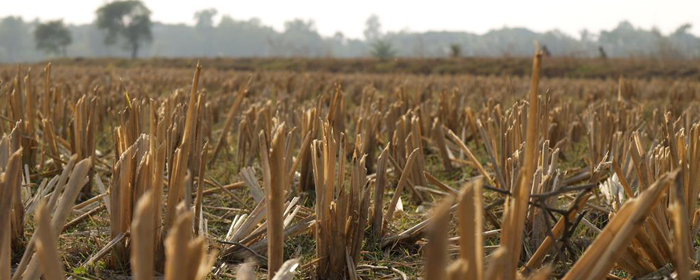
[54, 57, 700, 79]
[1, 54, 700, 279]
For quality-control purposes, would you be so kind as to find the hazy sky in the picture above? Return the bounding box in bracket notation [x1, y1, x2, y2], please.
[3, 0, 700, 39]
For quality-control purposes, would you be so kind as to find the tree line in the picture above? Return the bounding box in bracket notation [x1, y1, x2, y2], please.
[1, 0, 699, 62]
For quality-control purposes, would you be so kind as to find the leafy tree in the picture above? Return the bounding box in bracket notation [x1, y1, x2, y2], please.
[215, 16, 276, 57]
[364, 14, 382, 42]
[673, 23, 692, 37]
[670, 24, 700, 59]
[0, 17, 30, 61]
[598, 21, 659, 57]
[193, 8, 218, 55]
[194, 8, 218, 30]
[598, 46, 607, 59]
[34, 20, 72, 56]
[371, 39, 395, 60]
[96, 0, 152, 59]
[276, 19, 324, 56]
[449, 43, 462, 58]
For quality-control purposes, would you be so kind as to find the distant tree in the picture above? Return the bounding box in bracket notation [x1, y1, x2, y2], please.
[0, 17, 30, 60]
[96, 0, 152, 59]
[598, 21, 659, 57]
[332, 31, 345, 43]
[280, 19, 324, 56]
[194, 8, 218, 30]
[412, 34, 426, 57]
[34, 20, 72, 56]
[449, 43, 462, 58]
[579, 29, 592, 42]
[672, 23, 693, 39]
[598, 46, 607, 59]
[651, 27, 682, 59]
[215, 16, 276, 56]
[364, 14, 382, 42]
[194, 8, 218, 56]
[283, 19, 318, 36]
[325, 31, 347, 57]
[371, 39, 395, 60]
[670, 23, 700, 58]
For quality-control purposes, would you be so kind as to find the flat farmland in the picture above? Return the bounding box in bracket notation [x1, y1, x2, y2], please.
[1, 56, 699, 279]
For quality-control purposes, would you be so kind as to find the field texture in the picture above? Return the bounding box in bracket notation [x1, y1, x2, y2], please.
[1, 56, 700, 279]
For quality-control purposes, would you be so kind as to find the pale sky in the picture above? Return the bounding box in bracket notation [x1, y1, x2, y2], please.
[3, 0, 700, 39]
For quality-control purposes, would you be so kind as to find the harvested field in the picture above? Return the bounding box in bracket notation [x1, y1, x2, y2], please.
[1, 54, 700, 279]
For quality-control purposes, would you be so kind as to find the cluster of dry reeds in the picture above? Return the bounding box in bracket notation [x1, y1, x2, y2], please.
[417, 51, 700, 280]
[0, 63, 221, 280]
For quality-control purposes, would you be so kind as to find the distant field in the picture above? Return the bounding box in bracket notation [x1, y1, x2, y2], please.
[40, 56, 700, 79]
